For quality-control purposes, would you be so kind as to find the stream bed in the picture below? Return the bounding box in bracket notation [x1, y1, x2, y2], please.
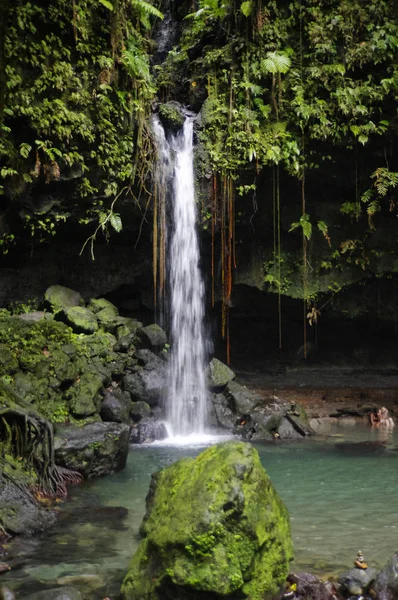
[4, 423, 398, 598]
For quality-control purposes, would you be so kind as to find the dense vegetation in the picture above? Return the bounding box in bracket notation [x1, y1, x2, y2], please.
[2, 0, 398, 348]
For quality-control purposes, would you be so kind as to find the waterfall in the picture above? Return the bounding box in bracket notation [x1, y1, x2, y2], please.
[152, 116, 208, 436]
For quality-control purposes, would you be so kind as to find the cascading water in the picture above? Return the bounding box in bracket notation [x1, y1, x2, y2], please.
[153, 115, 208, 437]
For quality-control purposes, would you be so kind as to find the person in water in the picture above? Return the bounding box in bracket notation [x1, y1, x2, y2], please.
[283, 574, 298, 599]
[354, 551, 368, 569]
[370, 407, 394, 427]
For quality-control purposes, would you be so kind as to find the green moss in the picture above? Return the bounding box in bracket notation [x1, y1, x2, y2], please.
[121, 441, 293, 600]
[158, 103, 185, 131]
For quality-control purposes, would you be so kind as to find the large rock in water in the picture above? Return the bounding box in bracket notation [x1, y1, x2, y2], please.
[54, 422, 129, 478]
[373, 552, 398, 600]
[121, 441, 293, 600]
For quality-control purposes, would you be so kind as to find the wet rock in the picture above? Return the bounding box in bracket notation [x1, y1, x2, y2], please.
[116, 318, 143, 339]
[294, 572, 339, 599]
[66, 371, 104, 417]
[338, 566, 377, 597]
[60, 306, 98, 334]
[158, 101, 185, 132]
[206, 358, 236, 390]
[43, 285, 84, 314]
[373, 551, 398, 600]
[123, 360, 167, 406]
[130, 401, 152, 422]
[54, 422, 129, 478]
[87, 297, 117, 314]
[278, 417, 305, 440]
[136, 324, 167, 350]
[100, 389, 131, 423]
[0, 473, 57, 536]
[130, 417, 168, 444]
[0, 586, 16, 600]
[114, 334, 135, 353]
[56, 574, 104, 593]
[211, 393, 237, 430]
[22, 587, 82, 600]
[224, 380, 260, 414]
[120, 441, 293, 600]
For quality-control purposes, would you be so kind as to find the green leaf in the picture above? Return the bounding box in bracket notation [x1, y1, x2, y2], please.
[262, 52, 291, 74]
[240, 1, 253, 17]
[98, 0, 114, 10]
[110, 213, 122, 233]
[19, 143, 32, 159]
[358, 134, 368, 145]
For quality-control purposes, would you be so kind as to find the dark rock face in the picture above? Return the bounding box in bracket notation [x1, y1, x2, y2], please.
[130, 401, 152, 422]
[206, 358, 236, 391]
[294, 572, 339, 600]
[338, 566, 377, 597]
[123, 358, 168, 406]
[22, 587, 82, 600]
[373, 552, 398, 600]
[0, 474, 57, 536]
[121, 441, 293, 600]
[224, 380, 260, 414]
[136, 324, 167, 350]
[54, 422, 129, 478]
[129, 417, 168, 444]
[100, 389, 131, 423]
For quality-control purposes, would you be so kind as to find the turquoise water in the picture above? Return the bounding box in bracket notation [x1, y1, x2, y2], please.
[4, 424, 398, 598]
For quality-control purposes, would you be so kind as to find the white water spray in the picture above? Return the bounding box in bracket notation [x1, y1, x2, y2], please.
[153, 116, 208, 437]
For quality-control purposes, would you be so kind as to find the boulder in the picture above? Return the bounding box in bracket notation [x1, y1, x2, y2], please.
[22, 587, 82, 600]
[54, 422, 129, 478]
[211, 393, 237, 430]
[338, 566, 377, 597]
[373, 552, 398, 600]
[206, 358, 236, 390]
[294, 572, 339, 600]
[87, 297, 117, 314]
[44, 285, 84, 313]
[65, 371, 104, 417]
[158, 101, 185, 132]
[100, 389, 131, 423]
[61, 306, 98, 334]
[130, 401, 152, 422]
[116, 318, 143, 339]
[120, 441, 293, 600]
[123, 360, 167, 406]
[224, 380, 260, 414]
[136, 324, 167, 350]
[130, 417, 168, 444]
[0, 473, 57, 536]
[277, 417, 305, 440]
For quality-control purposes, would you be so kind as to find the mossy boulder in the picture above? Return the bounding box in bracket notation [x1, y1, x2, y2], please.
[87, 298, 118, 314]
[121, 441, 293, 600]
[158, 101, 185, 132]
[43, 285, 84, 314]
[206, 358, 236, 390]
[61, 306, 98, 334]
[136, 324, 167, 350]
